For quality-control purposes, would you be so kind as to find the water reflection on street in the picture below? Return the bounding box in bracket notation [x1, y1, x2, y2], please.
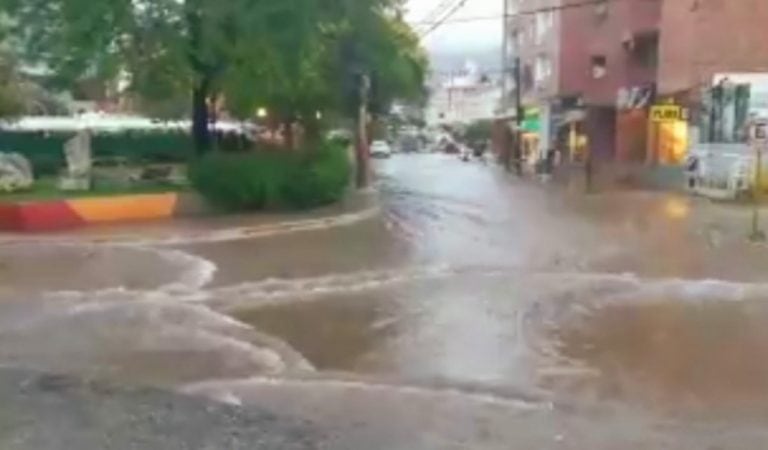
[4, 153, 768, 447]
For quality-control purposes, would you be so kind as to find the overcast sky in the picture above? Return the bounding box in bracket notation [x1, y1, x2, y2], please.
[406, 0, 502, 53]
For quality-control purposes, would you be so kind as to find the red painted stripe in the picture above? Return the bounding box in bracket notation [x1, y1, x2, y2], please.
[16, 201, 85, 231]
[0, 203, 22, 230]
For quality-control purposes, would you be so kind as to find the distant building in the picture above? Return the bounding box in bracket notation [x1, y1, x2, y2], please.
[426, 62, 501, 126]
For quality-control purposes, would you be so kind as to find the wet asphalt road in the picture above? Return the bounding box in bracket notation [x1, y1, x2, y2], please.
[3, 153, 768, 448]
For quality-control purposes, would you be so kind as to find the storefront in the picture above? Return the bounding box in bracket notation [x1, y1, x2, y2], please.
[555, 109, 587, 163]
[521, 106, 541, 166]
[648, 102, 689, 165]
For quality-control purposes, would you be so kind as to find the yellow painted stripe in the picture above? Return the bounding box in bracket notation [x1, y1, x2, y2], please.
[67, 193, 178, 223]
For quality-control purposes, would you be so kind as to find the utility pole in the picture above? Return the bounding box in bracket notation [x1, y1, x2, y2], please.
[513, 56, 523, 176]
[749, 119, 768, 241]
[501, 0, 512, 172]
[750, 145, 765, 241]
[501, 0, 509, 112]
[355, 73, 371, 189]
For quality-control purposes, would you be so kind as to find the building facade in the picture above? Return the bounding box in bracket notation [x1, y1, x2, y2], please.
[501, 0, 661, 166]
[426, 64, 502, 126]
[658, 0, 768, 97]
[557, 0, 661, 163]
[500, 0, 768, 174]
[655, 0, 768, 195]
[501, 0, 562, 164]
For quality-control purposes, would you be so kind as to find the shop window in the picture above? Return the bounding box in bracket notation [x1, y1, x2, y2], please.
[701, 83, 750, 144]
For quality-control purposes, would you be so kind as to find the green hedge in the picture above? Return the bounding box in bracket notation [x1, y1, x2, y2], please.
[0, 130, 195, 176]
[189, 141, 351, 211]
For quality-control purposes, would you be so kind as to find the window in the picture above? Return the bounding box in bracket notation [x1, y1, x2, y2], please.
[535, 11, 554, 43]
[511, 31, 521, 54]
[700, 83, 751, 144]
[591, 55, 607, 79]
[535, 54, 552, 83]
[633, 35, 659, 68]
[594, 0, 609, 22]
[522, 64, 534, 91]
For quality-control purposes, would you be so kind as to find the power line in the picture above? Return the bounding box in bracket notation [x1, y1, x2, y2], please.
[417, 0, 456, 25]
[418, 0, 468, 37]
[411, 0, 655, 27]
[414, 0, 460, 34]
[419, 0, 469, 39]
[412, 13, 504, 26]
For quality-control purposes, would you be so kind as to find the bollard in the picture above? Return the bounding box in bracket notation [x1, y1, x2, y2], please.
[750, 146, 766, 242]
[748, 119, 768, 242]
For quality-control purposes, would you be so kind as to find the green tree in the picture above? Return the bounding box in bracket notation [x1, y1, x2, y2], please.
[0, 46, 67, 117]
[4, 0, 427, 153]
[6, 0, 286, 153]
[0, 51, 25, 117]
[464, 119, 493, 144]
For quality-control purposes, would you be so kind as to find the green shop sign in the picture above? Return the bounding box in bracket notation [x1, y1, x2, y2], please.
[521, 107, 540, 133]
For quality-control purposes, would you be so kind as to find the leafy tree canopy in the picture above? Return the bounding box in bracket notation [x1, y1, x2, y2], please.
[2, 0, 428, 150]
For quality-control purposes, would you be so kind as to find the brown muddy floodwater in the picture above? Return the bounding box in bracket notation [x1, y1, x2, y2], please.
[4, 154, 768, 448]
[551, 298, 768, 418]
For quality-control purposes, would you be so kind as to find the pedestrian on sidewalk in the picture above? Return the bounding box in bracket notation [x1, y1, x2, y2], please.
[539, 147, 558, 182]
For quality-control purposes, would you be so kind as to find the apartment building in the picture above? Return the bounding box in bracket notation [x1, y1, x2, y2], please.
[427, 63, 501, 126]
[501, 0, 661, 165]
[501, 0, 561, 163]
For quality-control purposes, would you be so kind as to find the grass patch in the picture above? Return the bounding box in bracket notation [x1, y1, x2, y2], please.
[0, 177, 187, 203]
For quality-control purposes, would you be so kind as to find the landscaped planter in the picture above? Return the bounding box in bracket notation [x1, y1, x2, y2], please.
[0, 193, 181, 231]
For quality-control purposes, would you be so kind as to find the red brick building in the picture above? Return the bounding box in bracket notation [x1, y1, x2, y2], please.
[651, 0, 768, 166]
[500, 0, 768, 171]
[658, 0, 768, 97]
[499, 0, 661, 166]
[559, 0, 660, 105]
[557, 0, 661, 162]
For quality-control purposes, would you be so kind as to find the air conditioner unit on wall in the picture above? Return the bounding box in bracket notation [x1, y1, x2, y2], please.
[595, 1, 609, 19]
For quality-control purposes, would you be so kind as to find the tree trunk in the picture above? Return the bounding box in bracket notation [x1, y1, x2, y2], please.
[283, 118, 295, 150]
[355, 75, 371, 188]
[304, 120, 321, 148]
[192, 77, 211, 155]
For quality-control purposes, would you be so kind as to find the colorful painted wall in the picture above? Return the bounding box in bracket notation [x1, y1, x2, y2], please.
[0, 193, 180, 231]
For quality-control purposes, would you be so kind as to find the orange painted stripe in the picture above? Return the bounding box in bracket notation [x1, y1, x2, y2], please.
[67, 193, 178, 223]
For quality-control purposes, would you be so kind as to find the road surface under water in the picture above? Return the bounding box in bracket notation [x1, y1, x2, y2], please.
[3, 154, 768, 448]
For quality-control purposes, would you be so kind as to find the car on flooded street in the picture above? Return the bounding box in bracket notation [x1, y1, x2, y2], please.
[370, 140, 393, 158]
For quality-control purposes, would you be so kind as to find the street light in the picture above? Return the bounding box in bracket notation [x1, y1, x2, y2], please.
[256, 107, 268, 119]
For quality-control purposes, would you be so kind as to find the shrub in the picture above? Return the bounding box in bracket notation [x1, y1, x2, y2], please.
[282, 142, 351, 208]
[189, 141, 351, 211]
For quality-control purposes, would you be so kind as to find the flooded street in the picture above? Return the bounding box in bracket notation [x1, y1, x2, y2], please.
[4, 154, 768, 448]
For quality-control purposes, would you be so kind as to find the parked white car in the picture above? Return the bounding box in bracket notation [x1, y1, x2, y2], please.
[370, 140, 392, 158]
